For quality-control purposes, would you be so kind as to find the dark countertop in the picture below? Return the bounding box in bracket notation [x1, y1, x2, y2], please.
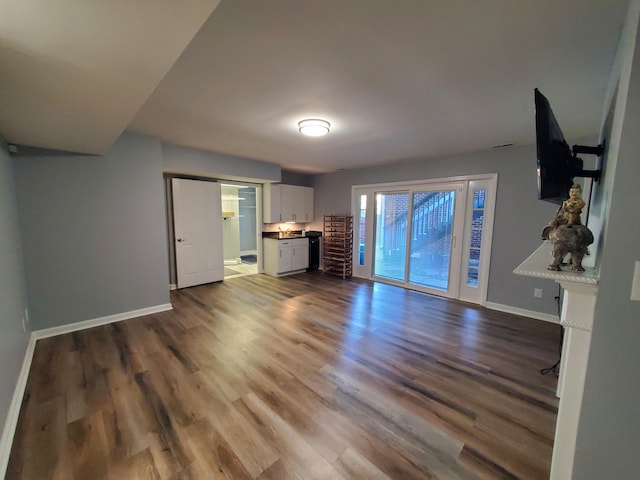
[262, 233, 306, 240]
[262, 230, 322, 240]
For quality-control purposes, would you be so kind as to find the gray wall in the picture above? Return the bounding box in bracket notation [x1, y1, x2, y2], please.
[239, 187, 257, 253]
[575, 2, 640, 477]
[0, 137, 30, 448]
[281, 169, 313, 187]
[13, 132, 170, 330]
[311, 143, 578, 315]
[163, 143, 281, 182]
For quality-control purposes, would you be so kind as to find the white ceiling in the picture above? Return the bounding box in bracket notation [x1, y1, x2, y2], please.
[0, 0, 220, 154]
[1, 1, 629, 173]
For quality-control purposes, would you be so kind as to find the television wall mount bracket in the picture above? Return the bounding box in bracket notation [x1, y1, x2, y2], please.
[572, 142, 604, 182]
[572, 143, 604, 157]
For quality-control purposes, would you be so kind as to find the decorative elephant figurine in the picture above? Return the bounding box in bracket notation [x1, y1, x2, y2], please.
[543, 223, 594, 271]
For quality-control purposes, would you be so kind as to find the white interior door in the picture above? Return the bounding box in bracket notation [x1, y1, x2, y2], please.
[172, 178, 224, 288]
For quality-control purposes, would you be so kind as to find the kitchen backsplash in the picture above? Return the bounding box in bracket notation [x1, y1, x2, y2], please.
[262, 222, 308, 233]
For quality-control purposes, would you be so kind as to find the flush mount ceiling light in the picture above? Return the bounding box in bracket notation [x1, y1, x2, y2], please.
[298, 118, 330, 137]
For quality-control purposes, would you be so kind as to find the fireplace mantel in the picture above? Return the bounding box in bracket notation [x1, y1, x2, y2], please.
[514, 240, 599, 285]
[514, 241, 599, 480]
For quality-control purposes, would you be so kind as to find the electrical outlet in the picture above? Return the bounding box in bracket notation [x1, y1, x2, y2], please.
[21, 307, 30, 332]
[534, 288, 543, 298]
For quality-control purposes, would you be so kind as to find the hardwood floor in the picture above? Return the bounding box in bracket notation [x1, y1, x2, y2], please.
[7, 272, 560, 479]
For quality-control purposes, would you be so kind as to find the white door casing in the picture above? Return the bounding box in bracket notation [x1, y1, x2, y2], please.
[172, 178, 224, 288]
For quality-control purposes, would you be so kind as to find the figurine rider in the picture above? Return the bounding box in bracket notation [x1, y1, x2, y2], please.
[542, 183, 593, 272]
[562, 184, 585, 225]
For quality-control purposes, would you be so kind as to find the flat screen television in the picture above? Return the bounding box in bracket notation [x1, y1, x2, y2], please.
[534, 88, 602, 204]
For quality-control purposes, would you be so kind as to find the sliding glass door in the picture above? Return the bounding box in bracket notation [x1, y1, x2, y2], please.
[353, 175, 495, 304]
[373, 192, 409, 281]
[408, 190, 457, 291]
[365, 183, 464, 298]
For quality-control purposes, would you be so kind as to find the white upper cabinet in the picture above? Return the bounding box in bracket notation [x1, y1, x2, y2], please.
[303, 186, 314, 222]
[264, 184, 314, 223]
[263, 184, 283, 223]
[280, 184, 303, 222]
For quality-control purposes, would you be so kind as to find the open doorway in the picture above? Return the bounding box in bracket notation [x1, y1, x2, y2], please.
[221, 184, 259, 278]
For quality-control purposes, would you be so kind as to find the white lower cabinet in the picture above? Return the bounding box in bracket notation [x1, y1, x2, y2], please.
[290, 241, 309, 271]
[263, 237, 309, 276]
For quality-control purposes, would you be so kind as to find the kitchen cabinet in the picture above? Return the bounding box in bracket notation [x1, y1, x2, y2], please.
[263, 184, 314, 223]
[281, 184, 304, 222]
[263, 237, 309, 276]
[302, 186, 314, 222]
[263, 184, 282, 223]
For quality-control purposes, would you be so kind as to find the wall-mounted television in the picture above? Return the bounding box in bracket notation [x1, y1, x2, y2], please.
[534, 88, 603, 204]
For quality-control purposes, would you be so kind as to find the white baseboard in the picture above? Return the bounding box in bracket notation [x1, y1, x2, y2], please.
[33, 303, 173, 340]
[0, 335, 36, 478]
[485, 301, 560, 324]
[0, 302, 173, 476]
[169, 284, 177, 291]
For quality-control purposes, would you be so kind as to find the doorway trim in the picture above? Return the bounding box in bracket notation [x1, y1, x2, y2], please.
[217, 180, 263, 274]
[220, 181, 263, 278]
[163, 173, 264, 290]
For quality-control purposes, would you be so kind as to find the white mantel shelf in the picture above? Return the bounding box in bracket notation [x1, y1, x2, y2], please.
[513, 241, 599, 480]
[513, 241, 599, 285]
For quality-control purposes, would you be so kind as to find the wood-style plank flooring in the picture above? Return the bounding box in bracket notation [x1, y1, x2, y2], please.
[7, 272, 560, 479]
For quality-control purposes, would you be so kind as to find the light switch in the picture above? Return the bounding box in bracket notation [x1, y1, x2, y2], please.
[631, 261, 640, 301]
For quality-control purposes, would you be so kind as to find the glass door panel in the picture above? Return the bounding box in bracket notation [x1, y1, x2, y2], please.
[466, 189, 486, 287]
[373, 192, 409, 281]
[357, 194, 367, 266]
[408, 190, 456, 290]
[459, 178, 495, 305]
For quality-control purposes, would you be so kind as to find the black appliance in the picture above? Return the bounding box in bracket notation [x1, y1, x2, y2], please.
[534, 88, 603, 204]
[305, 231, 322, 271]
